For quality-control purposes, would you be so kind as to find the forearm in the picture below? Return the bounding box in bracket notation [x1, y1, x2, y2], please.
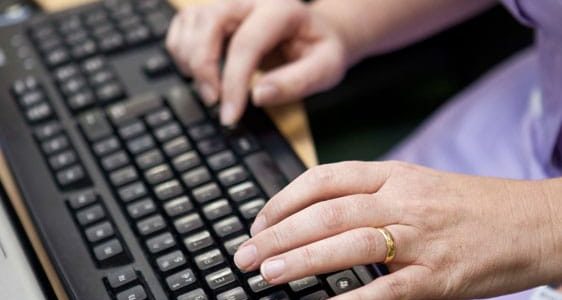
[311, 0, 496, 65]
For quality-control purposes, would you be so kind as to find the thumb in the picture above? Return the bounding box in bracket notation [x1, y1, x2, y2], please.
[251, 41, 346, 106]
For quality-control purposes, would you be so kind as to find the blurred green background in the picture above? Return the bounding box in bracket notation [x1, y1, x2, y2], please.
[305, 4, 533, 164]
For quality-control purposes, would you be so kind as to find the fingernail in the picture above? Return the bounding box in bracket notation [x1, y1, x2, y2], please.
[234, 244, 257, 270]
[252, 83, 278, 105]
[197, 82, 218, 105]
[261, 259, 285, 281]
[250, 215, 267, 237]
[220, 101, 237, 126]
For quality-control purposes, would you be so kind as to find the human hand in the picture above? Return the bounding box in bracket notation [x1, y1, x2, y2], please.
[166, 0, 348, 125]
[234, 161, 562, 299]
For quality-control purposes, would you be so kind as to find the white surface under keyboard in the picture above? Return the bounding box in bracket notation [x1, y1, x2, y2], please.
[0, 196, 46, 300]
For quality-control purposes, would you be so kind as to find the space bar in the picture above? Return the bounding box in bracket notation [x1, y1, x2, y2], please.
[244, 152, 288, 198]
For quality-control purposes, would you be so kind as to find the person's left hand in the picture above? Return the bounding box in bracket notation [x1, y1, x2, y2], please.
[233, 161, 561, 299]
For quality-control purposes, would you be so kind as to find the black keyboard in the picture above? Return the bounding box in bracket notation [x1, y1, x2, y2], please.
[0, 0, 382, 299]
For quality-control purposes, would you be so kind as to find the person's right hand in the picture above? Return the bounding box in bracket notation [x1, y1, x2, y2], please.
[166, 0, 348, 125]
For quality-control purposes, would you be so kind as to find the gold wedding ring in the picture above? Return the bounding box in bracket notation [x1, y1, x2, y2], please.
[377, 227, 396, 264]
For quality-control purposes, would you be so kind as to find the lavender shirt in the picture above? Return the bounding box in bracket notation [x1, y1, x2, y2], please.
[386, 0, 562, 299]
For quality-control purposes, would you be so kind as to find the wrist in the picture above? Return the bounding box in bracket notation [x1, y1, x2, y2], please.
[536, 179, 562, 283]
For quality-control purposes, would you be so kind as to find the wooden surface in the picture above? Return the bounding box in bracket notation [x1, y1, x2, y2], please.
[35, 0, 319, 167]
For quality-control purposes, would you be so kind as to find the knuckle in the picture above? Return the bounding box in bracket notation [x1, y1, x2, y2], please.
[300, 246, 319, 270]
[268, 226, 286, 253]
[306, 164, 337, 186]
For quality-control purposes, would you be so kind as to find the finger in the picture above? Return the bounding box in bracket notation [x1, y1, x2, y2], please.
[187, 1, 253, 105]
[252, 40, 345, 106]
[250, 161, 395, 236]
[332, 266, 432, 300]
[165, 14, 183, 65]
[234, 194, 399, 271]
[258, 226, 415, 284]
[220, 2, 305, 125]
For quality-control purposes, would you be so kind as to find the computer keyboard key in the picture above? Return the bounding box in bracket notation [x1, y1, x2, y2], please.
[205, 267, 236, 290]
[110, 166, 139, 186]
[26, 103, 54, 123]
[107, 267, 138, 289]
[116, 285, 147, 300]
[124, 25, 151, 45]
[156, 250, 186, 272]
[326, 270, 361, 295]
[192, 182, 221, 204]
[184, 231, 214, 253]
[248, 275, 272, 293]
[182, 167, 211, 188]
[85, 221, 114, 243]
[207, 151, 236, 171]
[289, 276, 319, 292]
[118, 181, 148, 203]
[34, 121, 62, 141]
[174, 213, 203, 235]
[82, 56, 105, 74]
[188, 123, 216, 141]
[85, 9, 109, 27]
[88, 69, 114, 87]
[93, 137, 120, 157]
[172, 151, 201, 172]
[18, 90, 44, 107]
[137, 214, 166, 236]
[12, 76, 38, 96]
[79, 110, 112, 141]
[239, 199, 265, 220]
[194, 249, 224, 271]
[217, 166, 248, 187]
[127, 135, 155, 155]
[300, 291, 329, 300]
[107, 93, 163, 125]
[217, 287, 248, 300]
[203, 199, 232, 221]
[61, 77, 86, 96]
[98, 31, 125, 53]
[57, 165, 88, 188]
[71, 39, 97, 59]
[224, 235, 249, 256]
[76, 204, 105, 226]
[93, 238, 123, 262]
[118, 121, 146, 140]
[166, 268, 196, 292]
[68, 190, 97, 209]
[197, 137, 226, 156]
[163, 137, 191, 157]
[213, 216, 244, 238]
[49, 150, 77, 170]
[45, 47, 70, 67]
[102, 151, 130, 171]
[244, 152, 287, 198]
[145, 10, 171, 38]
[136, 149, 164, 170]
[259, 291, 290, 300]
[166, 85, 205, 126]
[145, 108, 173, 128]
[96, 82, 125, 103]
[154, 180, 183, 201]
[54, 64, 79, 83]
[42, 135, 69, 155]
[228, 182, 259, 203]
[146, 232, 176, 254]
[154, 122, 181, 142]
[178, 288, 208, 300]
[163, 196, 193, 218]
[145, 164, 173, 185]
[68, 90, 96, 111]
[127, 198, 157, 219]
[144, 53, 172, 77]
[230, 134, 260, 156]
